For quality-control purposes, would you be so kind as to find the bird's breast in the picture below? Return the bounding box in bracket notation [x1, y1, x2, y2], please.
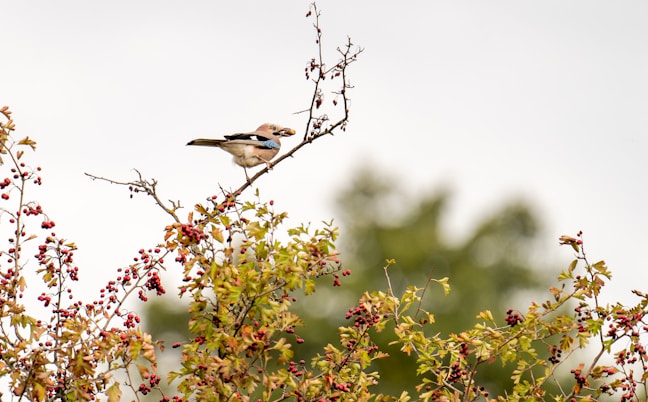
[233, 145, 279, 167]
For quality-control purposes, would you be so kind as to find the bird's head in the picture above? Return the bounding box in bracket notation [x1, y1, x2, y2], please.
[257, 123, 296, 137]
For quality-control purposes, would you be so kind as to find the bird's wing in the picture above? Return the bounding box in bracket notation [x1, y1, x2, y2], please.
[223, 139, 272, 147]
[225, 129, 277, 141]
[224, 132, 256, 140]
[228, 139, 280, 149]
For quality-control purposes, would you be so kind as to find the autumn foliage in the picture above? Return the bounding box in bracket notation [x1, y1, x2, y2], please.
[1, 4, 647, 401]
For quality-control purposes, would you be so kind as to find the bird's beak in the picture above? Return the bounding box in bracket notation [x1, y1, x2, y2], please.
[279, 128, 296, 137]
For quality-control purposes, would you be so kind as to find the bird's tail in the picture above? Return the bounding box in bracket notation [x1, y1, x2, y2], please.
[186, 139, 226, 147]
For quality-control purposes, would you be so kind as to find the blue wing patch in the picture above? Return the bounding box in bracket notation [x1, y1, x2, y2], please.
[262, 140, 281, 149]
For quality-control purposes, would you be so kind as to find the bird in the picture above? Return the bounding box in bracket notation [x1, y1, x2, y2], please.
[187, 123, 296, 181]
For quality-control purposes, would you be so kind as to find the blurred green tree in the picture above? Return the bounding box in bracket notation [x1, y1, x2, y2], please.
[292, 167, 548, 396]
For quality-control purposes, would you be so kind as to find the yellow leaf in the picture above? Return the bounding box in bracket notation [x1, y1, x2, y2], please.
[434, 277, 451, 295]
[33, 383, 46, 401]
[246, 221, 264, 239]
[17, 276, 26, 292]
[106, 382, 122, 402]
[142, 342, 156, 362]
[426, 312, 435, 324]
[592, 260, 607, 273]
[136, 363, 149, 378]
[18, 136, 37, 150]
[477, 310, 494, 322]
[211, 226, 224, 243]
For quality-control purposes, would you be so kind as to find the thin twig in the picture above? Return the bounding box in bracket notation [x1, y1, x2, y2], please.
[383, 263, 399, 320]
[414, 272, 436, 321]
[84, 169, 181, 223]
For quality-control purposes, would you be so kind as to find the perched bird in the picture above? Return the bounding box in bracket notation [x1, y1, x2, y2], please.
[187, 123, 296, 181]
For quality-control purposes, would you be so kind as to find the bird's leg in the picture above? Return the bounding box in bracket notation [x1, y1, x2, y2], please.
[244, 167, 252, 183]
[258, 157, 273, 170]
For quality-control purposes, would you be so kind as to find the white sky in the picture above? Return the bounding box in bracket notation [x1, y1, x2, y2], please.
[3, 1, 647, 306]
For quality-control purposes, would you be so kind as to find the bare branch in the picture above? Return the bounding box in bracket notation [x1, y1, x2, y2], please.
[84, 170, 181, 223]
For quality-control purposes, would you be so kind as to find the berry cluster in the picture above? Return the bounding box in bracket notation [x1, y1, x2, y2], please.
[331, 269, 352, 287]
[458, 342, 470, 358]
[548, 345, 563, 364]
[573, 304, 593, 334]
[446, 360, 467, 383]
[41, 220, 55, 229]
[606, 310, 646, 340]
[159, 396, 185, 402]
[0, 177, 11, 189]
[24, 203, 43, 216]
[179, 223, 206, 244]
[137, 372, 161, 395]
[345, 304, 381, 329]
[287, 359, 305, 377]
[144, 271, 165, 297]
[570, 364, 588, 389]
[505, 308, 524, 327]
[123, 312, 141, 329]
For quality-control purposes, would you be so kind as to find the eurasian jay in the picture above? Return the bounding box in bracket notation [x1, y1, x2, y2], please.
[187, 123, 296, 181]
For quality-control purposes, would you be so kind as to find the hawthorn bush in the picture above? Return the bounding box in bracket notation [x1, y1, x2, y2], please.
[1, 5, 647, 402]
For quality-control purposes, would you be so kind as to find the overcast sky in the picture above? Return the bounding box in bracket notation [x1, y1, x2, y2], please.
[3, 1, 647, 305]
